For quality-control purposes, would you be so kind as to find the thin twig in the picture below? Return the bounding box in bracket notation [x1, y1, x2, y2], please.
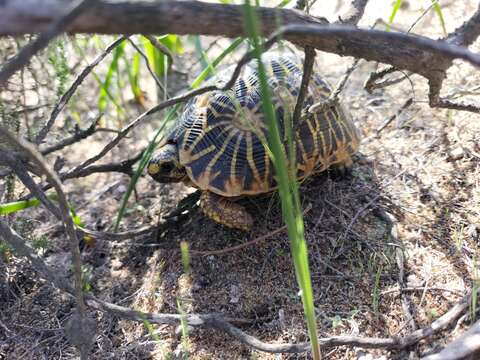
[292, 46, 315, 128]
[396, 247, 417, 332]
[190, 205, 311, 256]
[127, 37, 167, 95]
[143, 35, 174, 70]
[364, 66, 403, 94]
[381, 287, 464, 297]
[407, 0, 441, 33]
[16, 150, 145, 199]
[65, 150, 144, 178]
[308, 58, 360, 114]
[40, 114, 102, 155]
[34, 36, 126, 145]
[0, 0, 95, 88]
[191, 225, 287, 257]
[376, 97, 414, 134]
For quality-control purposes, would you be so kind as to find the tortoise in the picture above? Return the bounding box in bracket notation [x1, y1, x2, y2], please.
[147, 51, 360, 231]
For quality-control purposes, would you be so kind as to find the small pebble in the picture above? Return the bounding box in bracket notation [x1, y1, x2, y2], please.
[447, 147, 464, 161]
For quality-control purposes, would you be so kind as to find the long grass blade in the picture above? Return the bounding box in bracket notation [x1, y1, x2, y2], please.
[191, 37, 244, 89]
[125, 51, 143, 105]
[0, 198, 42, 215]
[113, 105, 177, 231]
[387, 0, 403, 31]
[193, 35, 209, 70]
[99, 42, 125, 112]
[242, 1, 321, 358]
[431, 1, 447, 36]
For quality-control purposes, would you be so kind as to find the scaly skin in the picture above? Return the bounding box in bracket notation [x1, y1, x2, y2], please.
[199, 191, 253, 231]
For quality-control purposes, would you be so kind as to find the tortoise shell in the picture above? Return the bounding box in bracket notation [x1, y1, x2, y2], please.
[167, 52, 360, 197]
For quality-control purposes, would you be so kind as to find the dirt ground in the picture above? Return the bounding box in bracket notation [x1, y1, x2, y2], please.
[1, 1, 480, 359]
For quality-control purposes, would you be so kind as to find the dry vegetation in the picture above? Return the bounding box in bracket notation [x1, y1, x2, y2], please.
[1, 0, 480, 359]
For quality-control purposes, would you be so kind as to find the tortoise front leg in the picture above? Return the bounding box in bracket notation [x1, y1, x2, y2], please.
[199, 191, 253, 231]
[330, 156, 354, 177]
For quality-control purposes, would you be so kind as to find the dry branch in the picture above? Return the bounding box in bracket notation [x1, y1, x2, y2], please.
[2, 0, 480, 114]
[0, 126, 94, 358]
[421, 319, 480, 359]
[292, 46, 315, 129]
[0, 0, 95, 88]
[337, 0, 369, 25]
[1, 1, 480, 77]
[40, 115, 102, 155]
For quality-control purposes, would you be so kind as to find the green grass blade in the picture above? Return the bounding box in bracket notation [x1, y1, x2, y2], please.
[276, 0, 292, 7]
[243, 1, 321, 358]
[125, 51, 143, 104]
[180, 241, 191, 274]
[0, 198, 42, 215]
[142, 35, 183, 78]
[431, 1, 447, 36]
[114, 105, 178, 231]
[191, 37, 244, 89]
[99, 42, 125, 112]
[0, 194, 85, 236]
[141, 37, 157, 73]
[0, 193, 60, 215]
[193, 36, 209, 70]
[387, 0, 403, 31]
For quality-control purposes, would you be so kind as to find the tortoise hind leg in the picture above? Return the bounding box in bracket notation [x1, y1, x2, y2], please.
[199, 191, 253, 231]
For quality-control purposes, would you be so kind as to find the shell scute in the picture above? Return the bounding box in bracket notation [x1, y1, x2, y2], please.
[173, 52, 359, 197]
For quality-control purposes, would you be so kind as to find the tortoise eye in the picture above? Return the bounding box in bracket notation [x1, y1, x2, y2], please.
[161, 163, 175, 173]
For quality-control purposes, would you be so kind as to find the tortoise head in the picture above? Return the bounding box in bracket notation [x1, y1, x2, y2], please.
[147, 142, 187, 183]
